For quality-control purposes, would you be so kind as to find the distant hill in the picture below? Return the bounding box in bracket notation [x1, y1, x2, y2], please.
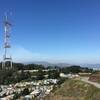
[45, 79, 100, 100]
[32, 61, 72, 67]
[25, 61, 100, 68]
[80, 64, 100, 68]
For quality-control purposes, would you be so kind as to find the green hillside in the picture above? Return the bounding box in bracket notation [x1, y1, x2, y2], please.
[45, 79, 100, 100]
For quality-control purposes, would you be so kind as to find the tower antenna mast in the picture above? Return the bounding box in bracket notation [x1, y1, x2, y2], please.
[2, 13, 13, 69]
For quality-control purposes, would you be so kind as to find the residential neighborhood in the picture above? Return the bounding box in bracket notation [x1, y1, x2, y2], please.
[0, 79, 59, 100]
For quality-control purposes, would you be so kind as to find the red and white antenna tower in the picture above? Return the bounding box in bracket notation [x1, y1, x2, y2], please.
[2, 13, 13, 69]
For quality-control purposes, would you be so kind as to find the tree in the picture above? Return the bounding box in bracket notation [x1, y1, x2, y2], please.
[36, 69, 44, 80]
[48, 70, 60, 79]
[13, 92, 21, 99]
[21, 88, 30, 96]
[61, 66, 81, 74]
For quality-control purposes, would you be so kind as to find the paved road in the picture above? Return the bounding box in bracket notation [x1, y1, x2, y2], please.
[80, 77, 100, 89]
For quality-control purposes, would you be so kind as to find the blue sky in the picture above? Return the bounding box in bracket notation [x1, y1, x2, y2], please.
[0, 0, 100, 64]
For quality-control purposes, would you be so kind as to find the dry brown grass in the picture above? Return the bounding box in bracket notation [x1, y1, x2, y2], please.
[89, 72, 100, 83]
[44, 79, 100, 100]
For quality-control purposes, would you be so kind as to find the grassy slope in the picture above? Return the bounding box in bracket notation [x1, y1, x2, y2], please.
[45, 79, 100, 100]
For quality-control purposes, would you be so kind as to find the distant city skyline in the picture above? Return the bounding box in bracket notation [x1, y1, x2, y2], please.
[0, 0, 100, 64]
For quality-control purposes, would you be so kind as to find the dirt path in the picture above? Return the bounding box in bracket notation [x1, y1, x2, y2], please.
[80, 77, 100, 89]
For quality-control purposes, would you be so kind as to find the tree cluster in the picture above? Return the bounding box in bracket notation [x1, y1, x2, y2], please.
[0, 62, 93, 85]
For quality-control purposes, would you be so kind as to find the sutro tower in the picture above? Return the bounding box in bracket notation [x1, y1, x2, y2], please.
[2, 14, 13, 69]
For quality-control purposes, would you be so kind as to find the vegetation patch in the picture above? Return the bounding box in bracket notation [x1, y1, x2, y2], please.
[45, 79, 100, 100]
